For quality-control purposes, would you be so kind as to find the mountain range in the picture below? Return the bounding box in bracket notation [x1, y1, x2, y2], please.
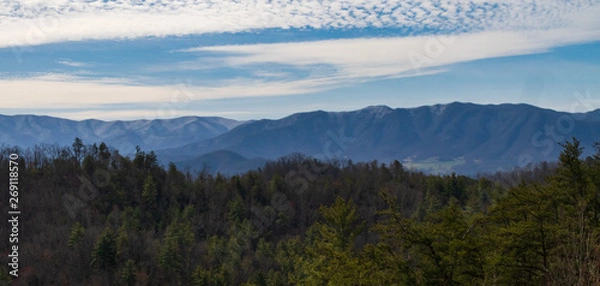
[0, 114, 244, 155]
[2, 102, 600, 175]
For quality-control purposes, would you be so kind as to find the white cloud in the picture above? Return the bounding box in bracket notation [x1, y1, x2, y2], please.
[0, 76, 169, 109]
[56, 59, 88, 67]
[252, 70, 291, 78]
[182, 28, 600, 82]
[1, 22, 598, 117]
[0, 66, 443, 114]
[0, 74, 343, 109]
[0, 0, 598, 48]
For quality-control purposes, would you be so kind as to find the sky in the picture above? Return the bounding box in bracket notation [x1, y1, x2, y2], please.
[0, 0, 599, 121]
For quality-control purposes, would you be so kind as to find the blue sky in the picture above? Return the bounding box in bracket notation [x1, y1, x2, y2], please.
[0, 0, 599, 121]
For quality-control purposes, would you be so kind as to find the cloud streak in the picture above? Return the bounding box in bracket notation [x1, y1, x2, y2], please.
[2, 23, 599, 119]
[183, 28, 600, 83]
[56, 59, 88, 67]
[0, 66, 444, 118]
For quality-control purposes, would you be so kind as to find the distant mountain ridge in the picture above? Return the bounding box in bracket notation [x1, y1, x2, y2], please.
[1, 102, 599, 175]
[0, 115, 245, 154]
[156, 102, 600, 175]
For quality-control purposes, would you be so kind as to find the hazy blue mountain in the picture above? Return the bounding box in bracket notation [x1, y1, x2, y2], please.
[174, 150, 267, 176]
[2, 103, 599, 175]
[157, 102, 600, 175]
[0, 115, 244, 153]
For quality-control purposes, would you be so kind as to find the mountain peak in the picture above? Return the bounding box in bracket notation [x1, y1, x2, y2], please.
[427, 102, 469, 115]
[362, 105, 393, 111]
[360, 105, 394, 119]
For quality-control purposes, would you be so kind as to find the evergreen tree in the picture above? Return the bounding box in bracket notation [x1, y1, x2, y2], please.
[292, 197, 370, 285]
[142, 174, 157, 208]
[72, 137, 84, 166]
[159, 214, 195, 284]
[68, 222, 86, 248]
[90, 228, 117, 271]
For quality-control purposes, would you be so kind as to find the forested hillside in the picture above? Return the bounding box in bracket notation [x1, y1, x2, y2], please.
[1, 138, 599, 285]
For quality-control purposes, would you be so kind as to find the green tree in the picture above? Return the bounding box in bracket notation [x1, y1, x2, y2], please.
[91, 228, 117, 271]
[228, 196, 246, 223]
[142, 174, 158, 223]
[119, 259, 136, 286]
[549, 138, 600, 284]
[376, 191, 486, 285]
[72, 137, 84, 167]
[159, 213, 195, 285]
[292, 197, 371, 285]
[192, 265, 230, 286]
[142, 174, 157, 206]
[486, 138, 600, 284]
[68, 222, 86, 248]
[487, 181, 560, 284]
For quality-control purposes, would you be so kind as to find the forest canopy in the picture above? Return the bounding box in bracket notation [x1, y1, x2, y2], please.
[1, 138, 599, 285]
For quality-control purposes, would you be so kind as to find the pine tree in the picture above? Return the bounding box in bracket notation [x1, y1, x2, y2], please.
[550, 138, 600, 284]
[68, 222, 86, 248]
[90, 228, 117, 271]
[72, 137, 84, 167]
[119, 259, 136, 286]
[292, 197, 369, 285]
[159, 215, 195, 284]
[142, 174, 158, 223]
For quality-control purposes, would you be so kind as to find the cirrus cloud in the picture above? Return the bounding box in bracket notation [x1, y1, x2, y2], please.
[0, 0, 598, 48]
